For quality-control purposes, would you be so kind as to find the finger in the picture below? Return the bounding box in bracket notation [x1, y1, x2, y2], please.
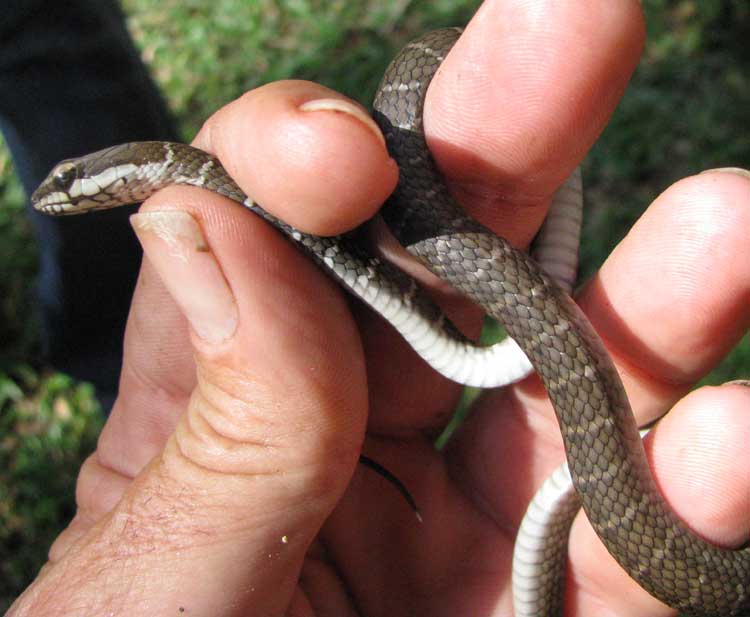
[564, 171, 750, 612]
[579, 169, 750, 421]
[568, 382, 750, 616]
[427, 0, 645, 247]
[197, 79, 398, 235]
[450, 168, 750, 522]
[361, 0, 647, 434]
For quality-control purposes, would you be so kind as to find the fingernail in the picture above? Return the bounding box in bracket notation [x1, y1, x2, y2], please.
[700, 167, 750, 180]
[130, 210, 238, 343]
[727, 379, 750, 388]
[299, 97, 386, 148]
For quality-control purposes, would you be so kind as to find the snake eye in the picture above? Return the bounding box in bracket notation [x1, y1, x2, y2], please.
[52, 162, 77, 188]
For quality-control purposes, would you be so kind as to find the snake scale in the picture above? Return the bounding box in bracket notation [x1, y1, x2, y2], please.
[31, 28, 749, 616]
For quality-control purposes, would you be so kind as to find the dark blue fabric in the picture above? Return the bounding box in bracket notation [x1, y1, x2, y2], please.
[0, 0, 179, 406]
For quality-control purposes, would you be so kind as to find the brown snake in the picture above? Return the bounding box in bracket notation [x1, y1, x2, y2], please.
[31, 28, 749, 616]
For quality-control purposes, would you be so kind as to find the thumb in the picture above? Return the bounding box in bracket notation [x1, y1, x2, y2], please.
[131, 192, 369, 606]
[12, 183, 368, 616]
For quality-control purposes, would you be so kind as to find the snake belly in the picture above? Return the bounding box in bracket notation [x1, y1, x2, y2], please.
[31, 27, 749, 616]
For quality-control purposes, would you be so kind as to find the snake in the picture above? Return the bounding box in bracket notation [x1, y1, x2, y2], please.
[30, 27, 749, 616]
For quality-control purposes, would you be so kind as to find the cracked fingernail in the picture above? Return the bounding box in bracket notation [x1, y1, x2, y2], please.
[130, 210, 238, 343]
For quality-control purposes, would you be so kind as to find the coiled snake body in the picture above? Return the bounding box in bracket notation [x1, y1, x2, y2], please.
[31, 28, 749, 616]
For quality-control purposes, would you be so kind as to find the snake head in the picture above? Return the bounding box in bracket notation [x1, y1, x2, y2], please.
[31, 145, 143, 215]
[30, 142, 169, 215]
[31, 158, 88, 214]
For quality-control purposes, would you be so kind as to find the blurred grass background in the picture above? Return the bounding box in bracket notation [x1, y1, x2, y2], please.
[1, 0, 748, 609]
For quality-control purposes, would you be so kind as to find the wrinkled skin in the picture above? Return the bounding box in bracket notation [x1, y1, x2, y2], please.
[10, 1, 749, 616]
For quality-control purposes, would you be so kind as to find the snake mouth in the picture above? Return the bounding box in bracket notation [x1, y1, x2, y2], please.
[31, 191, 78, 214]
[31, 189, 112, 215]
[40, 204, 74, 214]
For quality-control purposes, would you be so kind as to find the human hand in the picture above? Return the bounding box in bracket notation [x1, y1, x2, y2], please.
[10, 1, 749, 615]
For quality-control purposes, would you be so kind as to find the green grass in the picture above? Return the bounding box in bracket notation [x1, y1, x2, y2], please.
[1, 1, 749, 610]
[0, 369, 103, 609]
[122, 0, 480, 138]
[0, 136, 37, 368]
